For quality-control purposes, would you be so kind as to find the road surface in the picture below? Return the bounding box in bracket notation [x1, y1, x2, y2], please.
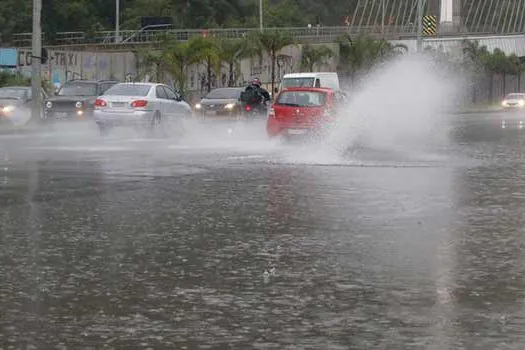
[1, 113, 525, 349]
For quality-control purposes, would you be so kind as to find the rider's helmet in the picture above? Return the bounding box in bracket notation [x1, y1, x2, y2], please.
[251, 78, 261, 87]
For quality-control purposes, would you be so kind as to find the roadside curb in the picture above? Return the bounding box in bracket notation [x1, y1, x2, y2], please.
[452, 108, 502, 115]
[0, 126, 47, 136]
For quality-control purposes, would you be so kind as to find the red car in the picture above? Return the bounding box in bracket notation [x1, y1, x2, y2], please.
[266, 87, 337, 138]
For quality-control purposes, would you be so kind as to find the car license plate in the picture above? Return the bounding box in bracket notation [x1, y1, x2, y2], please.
[112, 102, 128, 108]
[287, 129, 307, 135]
[55, 112, 68, 118]
[205, 110, 217, 116]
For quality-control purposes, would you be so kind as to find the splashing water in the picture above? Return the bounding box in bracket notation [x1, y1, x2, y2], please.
[284, 53, 465, 165]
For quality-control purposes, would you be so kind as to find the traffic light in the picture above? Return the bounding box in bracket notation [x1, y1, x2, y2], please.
[41, 48, 48, 64]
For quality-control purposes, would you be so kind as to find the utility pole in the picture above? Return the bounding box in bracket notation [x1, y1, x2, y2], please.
[416, 0, 424, 52]
[31, 0, 42, 123]
[259, 0, 263, 31]
[115, 0, 120, 43]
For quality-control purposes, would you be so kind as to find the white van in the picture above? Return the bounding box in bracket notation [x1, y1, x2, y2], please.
[277, 72, 340, 92]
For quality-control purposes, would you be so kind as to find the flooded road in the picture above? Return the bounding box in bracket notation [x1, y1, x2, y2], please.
[1, 113, 525, 349]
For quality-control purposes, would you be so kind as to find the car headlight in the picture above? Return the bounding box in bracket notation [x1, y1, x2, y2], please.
[224, 103, 235, 110]
[75, 101, 83, 108]
[46, 101, 52, 108]
[519, 100, 524, 106]
[195, 103, 201, 109]
[2, 105, 15, 113]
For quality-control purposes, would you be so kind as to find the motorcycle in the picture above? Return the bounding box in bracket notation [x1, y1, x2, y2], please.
[241, 101, 268, 119]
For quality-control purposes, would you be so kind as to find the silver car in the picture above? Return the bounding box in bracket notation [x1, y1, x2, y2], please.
[93, 83, 192, 134]
[501, 93, 525, 110]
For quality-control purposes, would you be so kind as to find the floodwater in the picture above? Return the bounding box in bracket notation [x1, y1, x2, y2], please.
[1, 112, 525, 349]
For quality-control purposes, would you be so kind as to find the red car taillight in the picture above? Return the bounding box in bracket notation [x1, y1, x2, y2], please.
[94, 99, 107, 108]
[244, 104, 252, 111]
[131, 100, 148, 108]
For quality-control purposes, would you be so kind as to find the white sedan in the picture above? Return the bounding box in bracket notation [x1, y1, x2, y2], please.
[501, 93, 525, 110]
[93, 82, 192, 135]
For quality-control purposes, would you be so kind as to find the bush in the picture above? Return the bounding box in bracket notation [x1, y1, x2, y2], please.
[0, 71, 30, 87]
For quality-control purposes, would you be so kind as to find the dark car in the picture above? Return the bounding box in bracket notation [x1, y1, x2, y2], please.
[0, 86, 48, 126]
[44, 79, 118, 122]
[194, 87, 244, 118]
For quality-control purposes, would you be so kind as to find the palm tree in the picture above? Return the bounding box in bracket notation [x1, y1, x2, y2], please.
[337, 34, 407, 82]
[187, 36, 222, 93]
[300, 44, 334, 72]
[218, 37, 258, 87]
[254, 30, 296, 94]
[136, 49, 164, 82]
[161, 37, 202, 95]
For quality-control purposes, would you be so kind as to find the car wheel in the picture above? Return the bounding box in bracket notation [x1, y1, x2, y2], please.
[151, 111, 161, 128]
[147, 111, 167, 138]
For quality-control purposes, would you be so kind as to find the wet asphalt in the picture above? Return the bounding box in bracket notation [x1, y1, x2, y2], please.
[1, 112, 525, 349]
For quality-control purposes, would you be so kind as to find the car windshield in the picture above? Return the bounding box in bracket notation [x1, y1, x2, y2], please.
[276, 91, 326, 107]
[281, 78, 315, 88]
[205, 88, 241, 99]
[506, 94, 525, 100]
[58, 83, 98, 96]
[0, 88, 27, 100]
[104, 84, 151, 96]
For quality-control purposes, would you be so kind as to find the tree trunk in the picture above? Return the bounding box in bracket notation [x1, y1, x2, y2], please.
[489, 75, 493, 104]
[518, 72, 522, 91]
[228, 62, 234, 87]
[206, 57, 212, 93]
[156, 63, 162, 83]
[179, 66, 185, 95]
[502, 72, 506, 98]
[271, 52, 276, 95]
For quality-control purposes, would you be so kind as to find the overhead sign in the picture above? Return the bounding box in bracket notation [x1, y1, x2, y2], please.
[0, 48, 17, 67]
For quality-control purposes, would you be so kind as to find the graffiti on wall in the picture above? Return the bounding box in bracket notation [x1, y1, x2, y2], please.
[15, 48, 137, 87]
[17, 49, 81, 68]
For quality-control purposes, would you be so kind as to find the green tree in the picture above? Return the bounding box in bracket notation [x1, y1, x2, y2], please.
[218, 38, 258, 86]
[254, 30, 296, 94]
[338, 34, 407, 81]
[300, 44, 334, 72]
[161, 37, 202, 94]
[135, 49, 165, 82]
[188, 36, 222, 92]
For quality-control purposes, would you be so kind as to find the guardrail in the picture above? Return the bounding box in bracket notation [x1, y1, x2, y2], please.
[7, 25, 518, 47]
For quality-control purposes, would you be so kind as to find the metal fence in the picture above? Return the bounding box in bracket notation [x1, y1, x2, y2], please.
[8, 24, 515, 48]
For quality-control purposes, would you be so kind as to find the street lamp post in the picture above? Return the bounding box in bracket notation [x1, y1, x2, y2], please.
[115, 0, 120, 43]
[259, 0, 263, 31]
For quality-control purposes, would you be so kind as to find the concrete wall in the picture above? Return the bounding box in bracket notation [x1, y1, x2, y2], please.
[12, 48, 137, 88]
[1, 43, 339, 98]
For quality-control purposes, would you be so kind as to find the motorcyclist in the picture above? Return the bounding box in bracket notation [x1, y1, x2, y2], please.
[250, 78, 271, 104]
[240, 78, 271, 115]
